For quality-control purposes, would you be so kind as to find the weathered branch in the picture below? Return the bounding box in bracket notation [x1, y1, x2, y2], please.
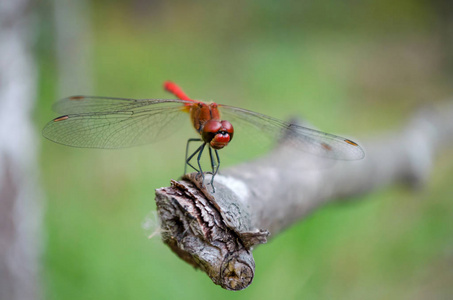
[155, 103, 453, 290]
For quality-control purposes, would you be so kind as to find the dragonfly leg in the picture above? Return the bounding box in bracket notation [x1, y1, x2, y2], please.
[207, 148, 221, 193]
[195, 143, 206, 185]
[208, 147, 218, 193]
[208, 147, 216, 174]
[186, 143, 205, 174]
[214, 149, 220, 176]
[184, 138, 203, 174]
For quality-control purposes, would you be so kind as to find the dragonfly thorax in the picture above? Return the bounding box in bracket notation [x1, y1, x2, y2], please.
[202, 119, 234, 149]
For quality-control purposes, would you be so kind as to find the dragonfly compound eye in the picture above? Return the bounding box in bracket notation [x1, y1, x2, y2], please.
[220, 120, 234, 141]
[202, 120, 233, 149]
[202, 120, 221, 142]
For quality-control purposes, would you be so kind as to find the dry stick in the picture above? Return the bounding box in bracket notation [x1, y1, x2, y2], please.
[155, 104, 453, 291]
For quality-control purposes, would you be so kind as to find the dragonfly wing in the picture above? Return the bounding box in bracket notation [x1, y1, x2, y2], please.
[219, 105, 365, 160]
[52, 96, 193, 114]
[43, 99, 192, 148]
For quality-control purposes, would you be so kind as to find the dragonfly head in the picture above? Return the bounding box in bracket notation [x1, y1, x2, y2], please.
[202, 120, 234, 150]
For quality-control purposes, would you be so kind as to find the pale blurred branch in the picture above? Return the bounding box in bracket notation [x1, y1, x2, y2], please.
[155, 102, 453, 290]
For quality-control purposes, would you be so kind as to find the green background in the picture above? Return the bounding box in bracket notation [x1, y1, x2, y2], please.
[35, 1, 453, 299]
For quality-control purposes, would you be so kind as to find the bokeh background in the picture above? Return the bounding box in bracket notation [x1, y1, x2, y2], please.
[4, 0, 453, 299]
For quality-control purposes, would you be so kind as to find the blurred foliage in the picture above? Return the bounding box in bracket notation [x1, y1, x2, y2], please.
[35, 0, 453, 299]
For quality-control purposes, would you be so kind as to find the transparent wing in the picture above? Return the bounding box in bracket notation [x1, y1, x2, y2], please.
[43, 97, 193, 148]
[52, 96, 193, 114]
[219, 104, 365, 160]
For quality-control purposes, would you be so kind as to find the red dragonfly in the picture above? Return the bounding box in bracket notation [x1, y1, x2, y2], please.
[43, 81, 365, 191]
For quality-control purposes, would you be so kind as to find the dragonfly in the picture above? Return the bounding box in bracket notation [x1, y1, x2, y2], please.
[43, 81, 365, 192]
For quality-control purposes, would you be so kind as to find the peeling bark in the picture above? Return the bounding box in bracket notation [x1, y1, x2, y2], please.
[155, 176, 268, 290]
[155, 103, 453, 290]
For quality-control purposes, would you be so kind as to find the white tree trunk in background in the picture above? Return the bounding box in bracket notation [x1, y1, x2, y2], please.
[0, 0, 42, 299]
